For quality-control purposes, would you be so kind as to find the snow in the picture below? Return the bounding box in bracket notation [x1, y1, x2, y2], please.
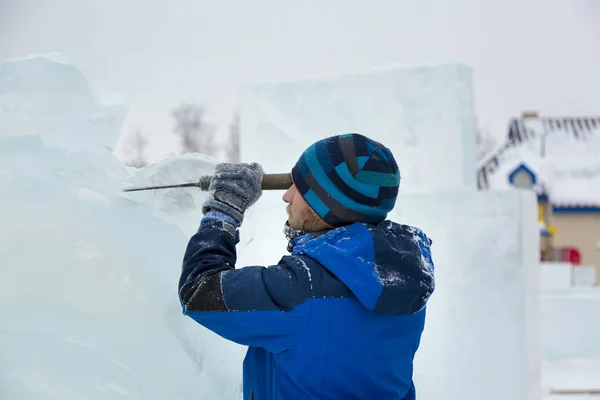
[483, 145, 543, 191]
[485, 147, 600, 207]
[239, 64, 478, 192]
[541, 289, 600, 361]
[2, 53, 599, 400]
[518, 117, 600, 159]
[481, 116, 600, 207]
[540, 262, 598, 290]
[542, 359, 600, 399]
[544, 159, 600, 207]
[572, 266, 597, 287]
[540, 262, 572, 291]
[540, 289, 600, 398]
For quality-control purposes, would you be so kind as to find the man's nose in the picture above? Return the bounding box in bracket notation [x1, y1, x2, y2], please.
[282, 188, 291, 204]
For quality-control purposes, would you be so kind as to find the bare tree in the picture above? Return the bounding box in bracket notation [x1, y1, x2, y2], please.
[226, 112, 241, 162]
[124, 127, 148, 168]
[172, 103, 216, 156]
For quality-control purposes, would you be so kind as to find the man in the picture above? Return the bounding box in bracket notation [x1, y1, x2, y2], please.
[178, 133, 435, 400]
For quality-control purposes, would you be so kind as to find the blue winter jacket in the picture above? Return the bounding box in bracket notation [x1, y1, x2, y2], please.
[178, 211, 435, 400]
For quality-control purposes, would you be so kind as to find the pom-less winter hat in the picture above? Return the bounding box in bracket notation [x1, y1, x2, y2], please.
[291, 133, 401, 227]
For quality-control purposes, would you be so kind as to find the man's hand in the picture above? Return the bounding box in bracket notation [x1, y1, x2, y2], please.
[202, 162, 264, 225]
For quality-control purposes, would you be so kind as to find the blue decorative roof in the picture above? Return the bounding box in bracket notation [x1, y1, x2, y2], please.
[508, 163, 537, 186]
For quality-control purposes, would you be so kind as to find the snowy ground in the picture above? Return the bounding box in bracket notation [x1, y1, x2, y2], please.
[543, 359, 600, 399]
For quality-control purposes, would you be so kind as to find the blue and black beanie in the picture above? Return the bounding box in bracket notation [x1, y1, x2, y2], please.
[291, 133, 401, 227]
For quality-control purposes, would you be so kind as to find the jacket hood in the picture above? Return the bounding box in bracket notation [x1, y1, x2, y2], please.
[289, 220, 435, 315]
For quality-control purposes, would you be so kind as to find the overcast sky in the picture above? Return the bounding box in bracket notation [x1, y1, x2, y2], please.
[2, 0, 599, 162]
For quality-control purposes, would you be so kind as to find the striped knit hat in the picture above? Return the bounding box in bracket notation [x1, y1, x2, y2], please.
[291, 133, 400, 227]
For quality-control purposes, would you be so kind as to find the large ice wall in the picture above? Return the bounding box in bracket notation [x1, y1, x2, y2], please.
[239, 65, 541, 400]
[396, 190, 540, 400]
[239, 65, 477, 192]
[237, 185, 541, 400]
[0, 139, 246, 400]
[2, 154, 248, 400]
[541, 291, 600, 361]
[1, 53, 542, 400]
[538, 266, 600, 364]
[127, 153, 220, 236]
[0, 53, 127, 151]
[0, 55, 246, 400]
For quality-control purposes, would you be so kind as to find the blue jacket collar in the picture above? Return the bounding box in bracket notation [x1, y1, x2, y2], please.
[289, 220, 435, 315]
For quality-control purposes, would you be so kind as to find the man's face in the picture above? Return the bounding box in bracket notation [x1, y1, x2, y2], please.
[282, 184, 330, 232]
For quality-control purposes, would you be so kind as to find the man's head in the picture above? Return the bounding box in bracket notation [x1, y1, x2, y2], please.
[283, 133, 400, 232]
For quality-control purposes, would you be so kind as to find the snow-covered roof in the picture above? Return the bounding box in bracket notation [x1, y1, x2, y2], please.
[543, 159, 600, 208]
[478, 115, 600, 207]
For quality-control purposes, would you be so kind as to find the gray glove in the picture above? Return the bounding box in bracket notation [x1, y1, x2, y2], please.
[202, 162, 264, 225]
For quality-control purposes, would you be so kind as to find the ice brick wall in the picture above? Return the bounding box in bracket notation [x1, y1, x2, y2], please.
[0, 134, 246, 400]
[0, 54, 247, 399]
[237, 64, 541, 400]
[540, 262, 572, 291]
[0, 55, 543, 400]
[235, 182, 541, 400]
[238, 64, 477, 192]
[0, 54, 127, 151]
[394, 189, 540, 400]
[541, 290, 600, 361]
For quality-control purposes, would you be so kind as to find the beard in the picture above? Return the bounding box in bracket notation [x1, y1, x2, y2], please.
[284, 220, 306, 245]
[285, 206, 306, 237]
[283, 220, 306, 253]
[284, 205, 334, 252]
[283, 218, 334, 253]
[286, 205, 330, 232]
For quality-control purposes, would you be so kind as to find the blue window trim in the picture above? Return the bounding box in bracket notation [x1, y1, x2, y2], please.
[503, 163, 600, 214]
[553, 206, 600, 214]
[508, 163, 537, 186]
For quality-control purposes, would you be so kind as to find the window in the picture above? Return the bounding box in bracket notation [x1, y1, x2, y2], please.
[512, 169, 534, 189]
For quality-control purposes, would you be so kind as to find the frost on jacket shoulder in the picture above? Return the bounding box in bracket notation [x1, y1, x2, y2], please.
[290, 219, 435, 316]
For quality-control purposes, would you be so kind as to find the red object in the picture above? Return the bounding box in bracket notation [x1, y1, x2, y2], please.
[556, 247, 581, 265]
[569, 248, 581, 265]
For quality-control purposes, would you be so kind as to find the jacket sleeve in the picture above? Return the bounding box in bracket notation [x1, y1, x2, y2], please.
[178, 211, 312, 354]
